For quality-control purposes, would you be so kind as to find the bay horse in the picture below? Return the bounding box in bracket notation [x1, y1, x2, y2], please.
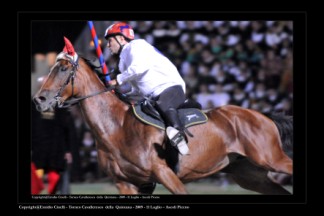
[33, 37, 293, 195]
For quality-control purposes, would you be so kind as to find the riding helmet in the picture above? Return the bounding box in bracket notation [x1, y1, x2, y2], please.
[104, 22, 135, 41]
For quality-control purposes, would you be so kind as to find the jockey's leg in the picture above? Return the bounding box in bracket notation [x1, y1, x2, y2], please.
[165, 108, 189, 155]
[155, 85, 189, 155]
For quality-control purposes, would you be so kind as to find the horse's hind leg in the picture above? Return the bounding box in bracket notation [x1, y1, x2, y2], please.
[153, 165, 188, 194]
[226, 158, 291, 195]
[251, 143, 293, 175]
[269, 153, 292, 175]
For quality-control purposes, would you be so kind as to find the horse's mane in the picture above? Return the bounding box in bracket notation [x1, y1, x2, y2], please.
[80, 54, 119, 89]
[79, 54, 105, 77]
[78, 54, 138, 105]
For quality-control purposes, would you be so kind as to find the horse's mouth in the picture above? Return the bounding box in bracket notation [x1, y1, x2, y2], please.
[35, 99, 57, 112]
[40, 111, 55, 119]
[35, 103, 55, 112]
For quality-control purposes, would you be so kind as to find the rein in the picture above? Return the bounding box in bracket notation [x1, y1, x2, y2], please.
[58, 87, 114, 108]
[53, 53, 114, 108]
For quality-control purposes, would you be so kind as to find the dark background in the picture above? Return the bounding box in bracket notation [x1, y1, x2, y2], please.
[32, 21, 85, 55]
[17, 11, 307, 208]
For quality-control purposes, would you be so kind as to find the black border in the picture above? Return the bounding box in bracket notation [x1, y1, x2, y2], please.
[17, 11, 306, 211]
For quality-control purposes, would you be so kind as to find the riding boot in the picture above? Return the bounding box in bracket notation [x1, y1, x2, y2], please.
[164, 108, 189, 155]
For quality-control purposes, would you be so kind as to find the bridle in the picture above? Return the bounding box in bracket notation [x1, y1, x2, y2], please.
[53, 52, 113, 108]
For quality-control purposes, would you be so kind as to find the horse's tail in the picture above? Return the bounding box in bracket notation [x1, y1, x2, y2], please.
[266, 112, 293, 159]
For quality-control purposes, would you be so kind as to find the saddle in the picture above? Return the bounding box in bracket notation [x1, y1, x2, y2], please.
[132, 99, 208, 130]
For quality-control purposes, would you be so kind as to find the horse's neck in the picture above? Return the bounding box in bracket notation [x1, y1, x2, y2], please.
[78, 60, 129, 138]
[80, 93, 128, 134]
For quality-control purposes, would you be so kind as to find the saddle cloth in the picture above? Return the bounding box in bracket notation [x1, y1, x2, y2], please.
[131, 104, 208, 130]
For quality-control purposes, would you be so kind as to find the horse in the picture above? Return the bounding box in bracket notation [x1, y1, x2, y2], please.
[33, 37, 293, 195]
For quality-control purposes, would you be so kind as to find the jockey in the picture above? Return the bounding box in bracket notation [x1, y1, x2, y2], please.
[104, 22, 189, 155]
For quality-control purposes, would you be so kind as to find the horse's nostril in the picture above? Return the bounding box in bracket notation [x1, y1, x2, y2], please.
[38, 96, 46, 102]
[33, 96, 46, 105]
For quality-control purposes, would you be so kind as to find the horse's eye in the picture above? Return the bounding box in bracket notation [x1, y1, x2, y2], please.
[60, 66, 68, 72]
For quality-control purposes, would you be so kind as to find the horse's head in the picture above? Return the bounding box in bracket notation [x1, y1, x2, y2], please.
[33, 37, 80, 112]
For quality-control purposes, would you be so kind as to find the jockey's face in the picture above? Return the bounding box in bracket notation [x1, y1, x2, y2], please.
[106, 35, 125, 55]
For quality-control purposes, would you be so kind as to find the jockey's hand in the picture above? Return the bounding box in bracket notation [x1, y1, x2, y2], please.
[108, 79, 118, 86]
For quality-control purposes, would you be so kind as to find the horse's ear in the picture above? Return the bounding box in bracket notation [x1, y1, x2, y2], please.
[63, 36, 75, 56]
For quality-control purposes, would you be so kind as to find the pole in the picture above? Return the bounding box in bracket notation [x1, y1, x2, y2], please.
[87, 21, 110, 82]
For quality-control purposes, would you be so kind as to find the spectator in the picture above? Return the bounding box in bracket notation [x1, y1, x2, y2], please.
[31, 162, 44, 195]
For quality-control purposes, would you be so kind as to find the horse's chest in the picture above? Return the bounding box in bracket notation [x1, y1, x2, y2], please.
[101, 153, 123, 177]
[97, 143, 150, 183]
[106, 154, 147, 183]
[103, 154, 134, 180]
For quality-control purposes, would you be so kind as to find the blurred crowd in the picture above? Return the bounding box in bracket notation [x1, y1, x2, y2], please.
[32, 20, 293, 188]
[79, 21, 293, 114]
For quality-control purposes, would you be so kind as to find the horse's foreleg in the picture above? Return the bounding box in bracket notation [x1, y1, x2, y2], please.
[116, 181, 139, 194]
[153, 165, 188, 194]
